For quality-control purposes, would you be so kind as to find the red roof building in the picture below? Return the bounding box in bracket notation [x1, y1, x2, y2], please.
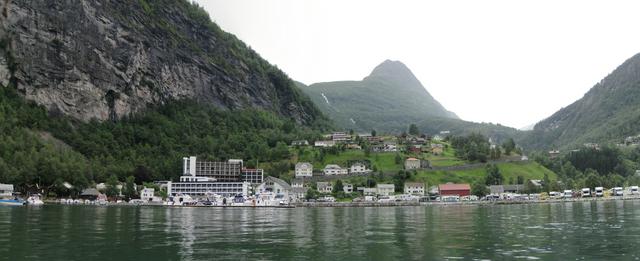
[438, 183, 471, 196]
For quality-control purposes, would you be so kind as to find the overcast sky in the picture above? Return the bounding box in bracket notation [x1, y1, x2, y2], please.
[193, 0, 640, 129]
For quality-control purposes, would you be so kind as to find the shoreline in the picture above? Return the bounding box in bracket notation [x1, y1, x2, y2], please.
[37, 196, 640, 208]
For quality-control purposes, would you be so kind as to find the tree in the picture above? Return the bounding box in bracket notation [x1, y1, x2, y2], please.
[484, 164, 503, 185]
[471, 179, 489, 197]
[542, 173, 551, 193]
[122, 176, 137, 200]
[395, 153, 402, 165]
[408, 124, 419, 136]
[371, 129, 377, 137]
[502, 138, 516, 155]
[333, 180, 344, 194]
[305, 188, 319, 200]
[105, 174, 120, 198]
[516, 175, 524, 185]
[584, 169, 601, 189]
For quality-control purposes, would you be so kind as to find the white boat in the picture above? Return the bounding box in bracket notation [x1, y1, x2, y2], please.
[0, 198, 25, 206]
[26, 194, 44, 205]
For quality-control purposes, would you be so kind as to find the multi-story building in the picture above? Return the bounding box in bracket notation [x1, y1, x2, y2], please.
[295, 162, 313, 177]
[317, 182, 333, 193]
[349, 162, 369, 174]
[404, 182, 425, 195]
[332, 132, 351, 142]
[168, 156, 262, 198]
[242, 168, 264, 184]
[405, 158, 420, 170]
[377, 184, 395, 196]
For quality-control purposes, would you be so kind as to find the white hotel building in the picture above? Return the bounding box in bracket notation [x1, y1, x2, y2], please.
[167, 156, 263, 198]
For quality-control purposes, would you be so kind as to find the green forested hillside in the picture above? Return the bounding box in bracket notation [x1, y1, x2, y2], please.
[0, 84, 328, 196]
[521, 53, 640, 150]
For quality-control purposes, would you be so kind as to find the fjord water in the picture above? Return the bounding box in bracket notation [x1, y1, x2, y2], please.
[1, 201, 639, 261]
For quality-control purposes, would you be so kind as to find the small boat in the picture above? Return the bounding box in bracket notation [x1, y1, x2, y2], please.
[27, 194, 45, 205]
[0, 198, 25, 206]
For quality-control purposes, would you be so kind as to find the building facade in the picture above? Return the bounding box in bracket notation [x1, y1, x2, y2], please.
[324, 164, 348, 175]
[317, 182, 333, 193]
[405, 158, 420, 169]
[404, 182, 425, 195]
[295, 162, 313, 177]
[377, 184, 395, 196]
[349, 162, 369, 174]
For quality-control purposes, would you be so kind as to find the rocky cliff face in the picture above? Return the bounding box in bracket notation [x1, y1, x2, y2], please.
[0, 0, 321, 123]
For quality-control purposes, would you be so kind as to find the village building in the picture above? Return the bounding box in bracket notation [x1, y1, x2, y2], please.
[257, 176, 302, 203]
[291, 140, 309, 146]
[0, 184, 13, 197]
[140, 187, 162, 202]
[317, 182, 333, 194]
[314, 140, 336, 147]
[349, 162, 370, 174]
[324, 164, 348, 175]
[346, 144, 362, 150]
[332, 132, 351, 142]
[376, 184, 395, 196]
[405, 158, 421, 170]
[431, 143, 444, 155]
[438, 183, 471, 196]
[295, 162, 313, 177]
[548, 150, 560, 158]
[404, 182, 425, 195]
[291, 178, 305, 188]
[343, 183, 354, 193]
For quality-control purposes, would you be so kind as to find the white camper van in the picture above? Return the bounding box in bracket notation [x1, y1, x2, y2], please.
[595, 187, 604, 197]
[581, 188, 591, 197]
[612, 187, 624, 197]
[563, 190, 573, 199]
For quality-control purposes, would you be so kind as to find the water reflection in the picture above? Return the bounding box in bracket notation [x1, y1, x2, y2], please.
[4, 202, 640, 260]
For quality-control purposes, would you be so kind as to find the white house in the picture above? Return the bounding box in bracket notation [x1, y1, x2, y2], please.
[140, 187, 163, 202]
[404, 158, 420, 170]
[257, 176, 300, 203]
[314, 140, 336, 147]
[317, 182, 333, 193]
[404, 182, 425, 195]
[377, 184, 395, 196]
[324, 164, 348, 175]
[349, 162, 369, 174]
[0, 184, 14, 197]
[291, 178, 305, 188]
[295, 162, 313, 177]
[343, 183, 354, 193]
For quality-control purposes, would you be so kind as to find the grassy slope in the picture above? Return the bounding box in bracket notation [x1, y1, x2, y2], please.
[412, 162, 557, 188]
[281, 140, 557, 188]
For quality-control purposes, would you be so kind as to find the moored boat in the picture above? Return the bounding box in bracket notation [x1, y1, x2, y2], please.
[27, 194, 45, 206]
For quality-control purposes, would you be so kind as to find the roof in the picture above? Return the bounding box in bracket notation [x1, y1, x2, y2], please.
[81, 188, 100, 196]
[406, 158, 419, 161]
[317, 182, 332, 188]
[264, 176, 291, 190]
[404, 182, 425, 187]
[324, 164, 343, 169]
[295, 162, 313, 168]
[439, 184, 471, 191]
[503, 185, 524, 191]
[292, 187, 309, 194]
[377, 184, 395, 189]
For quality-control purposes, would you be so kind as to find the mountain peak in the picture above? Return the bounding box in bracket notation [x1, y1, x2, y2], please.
[368, 60, 414, 79]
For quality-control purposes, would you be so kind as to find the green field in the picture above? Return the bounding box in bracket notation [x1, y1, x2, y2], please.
[411, 161, 557, 188]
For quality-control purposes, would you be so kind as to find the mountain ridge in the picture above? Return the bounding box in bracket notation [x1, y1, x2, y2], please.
[520, 52, 640, 149]
[0, 0, 323, 125]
